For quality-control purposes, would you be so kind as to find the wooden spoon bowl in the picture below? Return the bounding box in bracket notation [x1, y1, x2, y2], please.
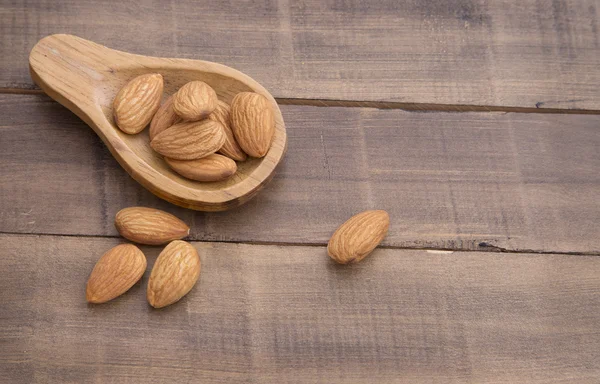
[29, 34, 287, 211]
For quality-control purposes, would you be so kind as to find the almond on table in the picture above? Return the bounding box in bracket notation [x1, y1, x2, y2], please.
[327, 210, 390, 264]
[147, 240, 201, 308]
[115, 207, 190, 245]
[113, 73, 163, 134]
[86, 244, 147, 304]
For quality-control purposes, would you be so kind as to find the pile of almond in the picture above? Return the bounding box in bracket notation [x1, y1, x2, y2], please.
[112, 74, 275, 182]
[86, 207, 197, 308]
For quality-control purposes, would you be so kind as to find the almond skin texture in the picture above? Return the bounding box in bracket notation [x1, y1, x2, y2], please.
[113, 73, 163, 134]
[147, 240, 201, 308]
[209, 101, 247, 161]
[115, 207, 190, 245]
[231, 92, 275, 158]
[165, 154, 237, 182]
[327, 210, 390, 264]
[172, 81, 217, 121]
[149, 95, 182, 140]
[86, 244, 147, 304]
[150, 120, 226, 160]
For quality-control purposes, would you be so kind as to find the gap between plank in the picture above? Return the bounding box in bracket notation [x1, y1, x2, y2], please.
[1, 231, 598, 257]
[0, 88, 46, 95]
[1, 88, 599, 115]
[276, 98, 600, 114]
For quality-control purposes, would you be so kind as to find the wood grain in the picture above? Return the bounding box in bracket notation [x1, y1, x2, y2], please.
[1, 0, 599, 110]
[1, 94, 598, 254]
[1, 234, 599, 383]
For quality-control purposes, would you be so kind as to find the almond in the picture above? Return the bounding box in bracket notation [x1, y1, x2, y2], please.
[165, 154, 237, 182]
[231, 92, 275, 158]
[149, 95, 182, 140]
[209, 100, 247, 161]
[150, 120, 226, 160]
[172, 81, 217, 121]
[147, 240, 201, 308]
[327, 210, 390, 264]
[86, 244, 147, 303]
[113, 73, 163, 134]
[115, 207, 190, 245]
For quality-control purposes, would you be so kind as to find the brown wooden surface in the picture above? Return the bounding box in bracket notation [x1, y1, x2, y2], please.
[1, 94, 598, 254]
[2, 234, 600, 383]
[1, 0, 599, 110]
[2, 2, 600, 383]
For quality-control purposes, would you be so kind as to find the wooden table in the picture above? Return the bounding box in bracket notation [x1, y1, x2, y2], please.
[1, 1, 599, 383]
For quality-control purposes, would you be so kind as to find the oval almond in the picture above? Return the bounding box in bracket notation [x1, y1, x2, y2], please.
[86, 244, 147, 304]
[209, 101, 247, 161]
[150, 120, 226, 160]
[113, 73, 163, 134]
[172, 81, 217, 121]
[165, 154, 237, 182]
[147, 240, 201, 308]
[149, 95, 182, 140]
[115, 207, 190, 245]
[327, 210, 390, 264]
[231, 92, 275, 158]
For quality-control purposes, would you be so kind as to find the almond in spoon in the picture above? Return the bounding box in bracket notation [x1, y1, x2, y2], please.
[149, 95, 182, 140]
[231, 92, 275, 158]
[172, 81, 217, 121]
[150, 120, 226, 160]
[113, 73, 163, 134]
[165, 154, 237, 182]
[209, 100, 247, 161]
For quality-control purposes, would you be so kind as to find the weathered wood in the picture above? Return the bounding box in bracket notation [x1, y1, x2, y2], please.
[1, 94, 599, 254]
[1, 0, 599, 110]
[1, 234, 599, 383]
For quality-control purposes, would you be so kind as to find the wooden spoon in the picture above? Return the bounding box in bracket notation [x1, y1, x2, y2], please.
[29, 34, 287, 211]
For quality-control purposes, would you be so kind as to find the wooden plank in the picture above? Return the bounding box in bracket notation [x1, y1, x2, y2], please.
[1, 94, 599, 254]
[1, 234, 599, 383]
[0, 0, 599, 110]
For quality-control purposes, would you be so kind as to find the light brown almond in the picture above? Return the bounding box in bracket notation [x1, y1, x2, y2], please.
[150, 120, 226, 160]
[209, 100, 247, 161]
[147, 240, 201, 308]
[115, 207, 189, 245]
[327, 210, 390, 264]
[165, 154, 237, 182]
[149, 95, 182, 140]
[86, 244, 147, 304]
[231, 92, 275, 158]
[113, 73, 163, 134]
[172, 81, 217, 121]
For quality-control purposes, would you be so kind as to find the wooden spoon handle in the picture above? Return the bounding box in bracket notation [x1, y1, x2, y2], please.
[29, 34, 125, 124]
